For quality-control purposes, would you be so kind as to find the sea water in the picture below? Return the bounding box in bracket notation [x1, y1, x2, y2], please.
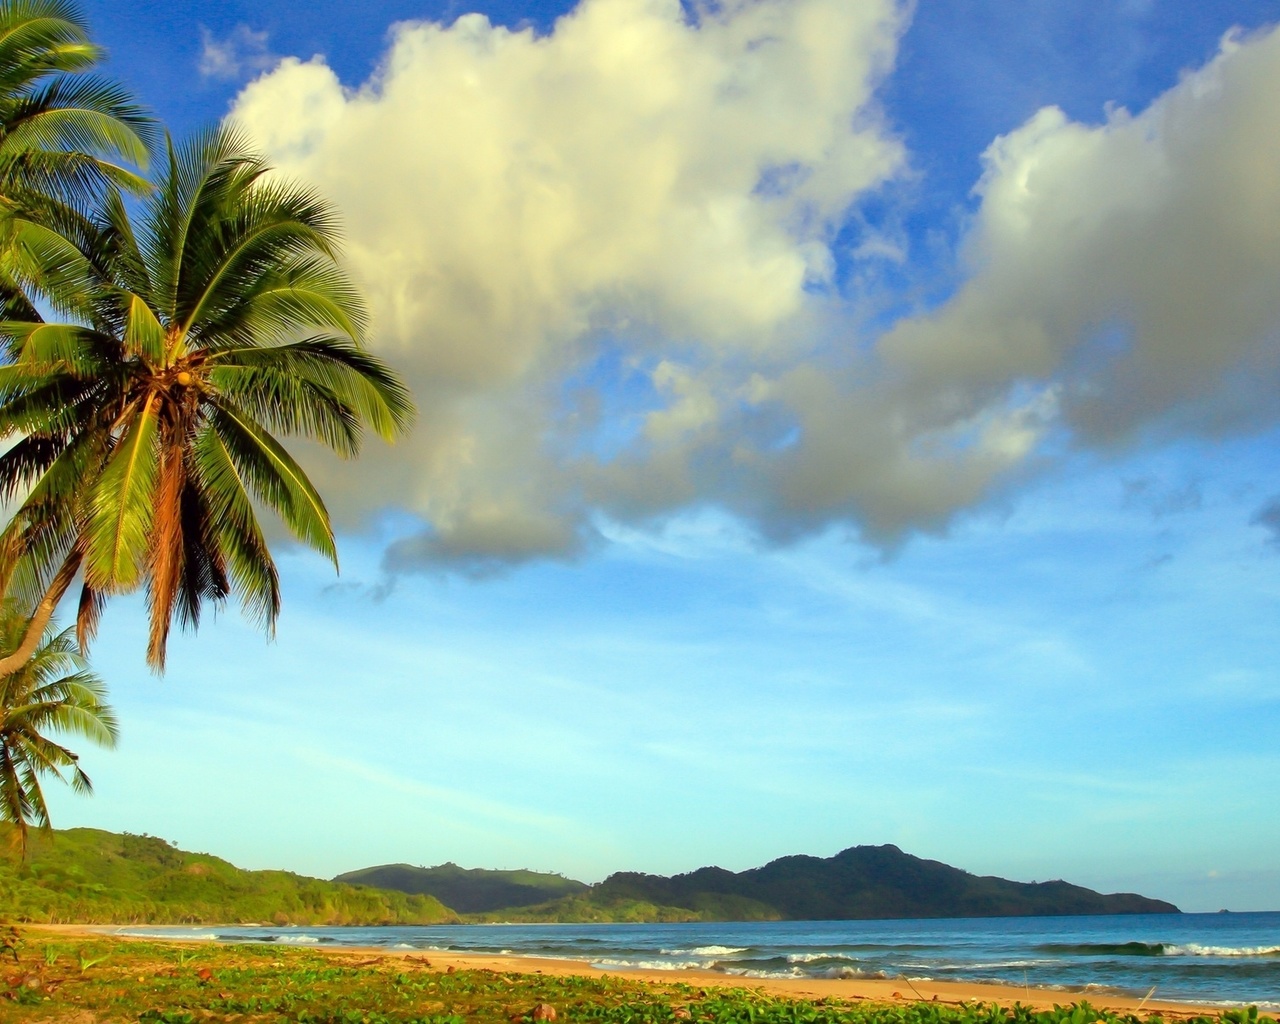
[115, 913, 1280, 1010]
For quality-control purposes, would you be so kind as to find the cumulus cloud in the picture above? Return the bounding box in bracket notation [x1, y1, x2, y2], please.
[878, 25, 1280, 447]
[228, 2, 1280, 569]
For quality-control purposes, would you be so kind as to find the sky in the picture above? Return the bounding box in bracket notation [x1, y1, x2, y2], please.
[41, 0, 1280, 913]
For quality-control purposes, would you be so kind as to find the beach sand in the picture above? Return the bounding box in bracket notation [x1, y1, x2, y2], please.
[27, 924, 1222, 1018]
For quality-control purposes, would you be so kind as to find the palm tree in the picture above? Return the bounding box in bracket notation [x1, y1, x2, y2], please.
[0, 0, 157, 321]
[0, 598, 117, 855]
[0, 125, 415, 672]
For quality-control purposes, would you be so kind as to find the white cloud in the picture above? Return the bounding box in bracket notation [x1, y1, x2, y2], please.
[228, 3, 1280, 567]
[879, 25, 1280, 447]
[199, 24, 278, 81]
[230, 0, 905, 565]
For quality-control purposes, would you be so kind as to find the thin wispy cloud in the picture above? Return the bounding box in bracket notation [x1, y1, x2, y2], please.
[199, 24, 278, 81]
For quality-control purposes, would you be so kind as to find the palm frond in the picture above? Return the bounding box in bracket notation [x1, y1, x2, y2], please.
[200, 252, 368, 348]
[73, 578, 104, 651]
[0, 74, 153, 165]
[208, 361, 363, 455]
[1, 214, 103, 322]
[217, 335, 414, 441]
[205, 399, 337, 564]
[121, 292, 164, 361]
[0, 4, 97, 91]
[83, 392, 159, 589]
[191, 425, 280, 630]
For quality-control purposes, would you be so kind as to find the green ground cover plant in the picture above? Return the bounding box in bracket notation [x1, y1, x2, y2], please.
[0, 931, 1273, 1024]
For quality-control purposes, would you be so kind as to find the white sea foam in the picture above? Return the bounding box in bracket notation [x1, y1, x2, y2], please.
[128, 930, 220, 942]
[660, 946, 749, 957]
[786, 952, 857, 964]
[594, 958, 719, 972]
[1166, 944, 1280, 957]
[817, 966, 869, 980]
[274, 934, 321, 944]
[712, 965, 879, 981]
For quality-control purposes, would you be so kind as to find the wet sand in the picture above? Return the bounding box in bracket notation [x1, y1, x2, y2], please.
[27, 924, 1221, 1018]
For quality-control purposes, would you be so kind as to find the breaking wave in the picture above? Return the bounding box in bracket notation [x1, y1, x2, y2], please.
[1039, 942, 1280, 958]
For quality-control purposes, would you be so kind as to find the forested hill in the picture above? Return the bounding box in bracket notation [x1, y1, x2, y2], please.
[334, 863, 588, 913]
[590, 845, 1179, 920]
[3, 831, 1178, 924]
[0, 828, 457, 925]
[347, 844, 1179, 922]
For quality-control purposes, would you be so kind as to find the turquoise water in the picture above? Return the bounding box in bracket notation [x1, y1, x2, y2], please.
[119, 913, 1280, 1010]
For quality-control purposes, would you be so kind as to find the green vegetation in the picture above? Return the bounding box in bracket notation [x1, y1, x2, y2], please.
[579, 846, 1179, 920]
[0, 827, 456, 924]
[0, 123, 414, 673]
[466, 892, 780, 924]
[0, 930, 1273, 1024]
[0, 606, 116, 853]
[336, 864, 778, 922]
[0, 0, 155, 224]
[369, 846, 1178, 923]
[0, 830, 1181, 925]
[335, 863, 590, 914]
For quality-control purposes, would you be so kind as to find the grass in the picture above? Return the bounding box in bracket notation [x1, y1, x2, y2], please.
[0, 930, 1274, 1024]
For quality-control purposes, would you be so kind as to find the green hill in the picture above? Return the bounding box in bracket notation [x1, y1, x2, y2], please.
[585, 845, 1179, 920]
[0, 831, 1179, 925]
[465, 890, 782, 923]
[429, 845, 1178, 922]
[334, 862, 588, 913]
[0, 827, 457, 925]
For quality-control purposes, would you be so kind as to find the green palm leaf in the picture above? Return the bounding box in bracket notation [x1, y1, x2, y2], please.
[84, 393, 159, 589]
[207, 399, 337, 564]
[192, 426, 279, 630]
[1, 76, 152, 164]
[121, 292, 163, 360]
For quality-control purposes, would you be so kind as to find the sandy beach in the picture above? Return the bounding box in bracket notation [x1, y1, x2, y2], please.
[26, 924, 1225, 1018]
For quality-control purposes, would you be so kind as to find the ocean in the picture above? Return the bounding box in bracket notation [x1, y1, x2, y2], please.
[117, 913, 1280, 1011]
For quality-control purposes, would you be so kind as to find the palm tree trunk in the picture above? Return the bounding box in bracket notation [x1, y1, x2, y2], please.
[0, 547, 83, 676]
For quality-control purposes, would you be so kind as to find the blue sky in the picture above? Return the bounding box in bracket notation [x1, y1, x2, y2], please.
[45, 0, 1280, 912]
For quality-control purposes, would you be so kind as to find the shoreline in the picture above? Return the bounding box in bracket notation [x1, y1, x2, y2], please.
[25, 924, 1243, 1018]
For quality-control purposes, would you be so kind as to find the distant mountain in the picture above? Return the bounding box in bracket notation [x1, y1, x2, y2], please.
[589, 845, 1179, 920]
[359, 844, 1178, 922]
[0, 827, 456, 926]
[334, 862, 588, 913]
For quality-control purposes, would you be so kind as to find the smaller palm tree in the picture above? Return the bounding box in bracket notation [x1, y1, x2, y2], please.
[0, 598, 117, 856]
